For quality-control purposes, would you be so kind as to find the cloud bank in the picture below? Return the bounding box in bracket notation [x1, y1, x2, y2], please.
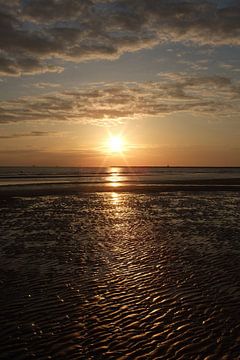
[0, 75, 239, 124]
[0, 0, 239, 75]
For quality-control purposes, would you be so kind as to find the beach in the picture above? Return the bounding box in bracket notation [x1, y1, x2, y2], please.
[1, 185, 240, 359]
[2, 0, 240, 357]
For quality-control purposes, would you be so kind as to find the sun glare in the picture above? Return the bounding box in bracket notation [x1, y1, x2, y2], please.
[108, 136, 124, 153]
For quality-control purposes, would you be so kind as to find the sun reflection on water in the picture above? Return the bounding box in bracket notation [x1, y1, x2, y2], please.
[107, 167, 121, 188]
[111, 192, 120, 205]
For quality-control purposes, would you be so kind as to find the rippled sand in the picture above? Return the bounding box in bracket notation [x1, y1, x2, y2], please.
[0, 192, 240, 359]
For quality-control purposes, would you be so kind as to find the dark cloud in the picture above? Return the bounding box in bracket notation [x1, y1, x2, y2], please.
[0, 75, 239, 124]
[0, 0, 239, 76]
[0, 53, 63, 76]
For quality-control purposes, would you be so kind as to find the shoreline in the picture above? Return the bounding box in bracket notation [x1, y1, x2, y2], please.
[0, 179, 240, 198]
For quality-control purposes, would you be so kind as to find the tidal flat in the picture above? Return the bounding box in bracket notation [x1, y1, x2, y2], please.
[0, 191, 240, 359]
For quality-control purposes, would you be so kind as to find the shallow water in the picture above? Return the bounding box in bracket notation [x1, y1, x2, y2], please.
[1, 166, 240, 186]
[0, 192, 240, 359]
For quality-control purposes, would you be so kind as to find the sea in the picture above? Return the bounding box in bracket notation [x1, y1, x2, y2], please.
[0, 166, 240, 186]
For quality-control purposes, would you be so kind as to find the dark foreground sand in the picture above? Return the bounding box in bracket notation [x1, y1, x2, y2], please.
[0, 191, 240, 359]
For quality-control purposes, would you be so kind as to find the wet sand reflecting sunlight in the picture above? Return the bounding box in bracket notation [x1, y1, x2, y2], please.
[0, 191, 240, 359]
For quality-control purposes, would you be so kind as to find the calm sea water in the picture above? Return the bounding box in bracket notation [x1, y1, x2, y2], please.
[0, 166, 239, 186]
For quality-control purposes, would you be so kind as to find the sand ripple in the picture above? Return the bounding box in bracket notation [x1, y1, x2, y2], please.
[0, 192, 240, 359]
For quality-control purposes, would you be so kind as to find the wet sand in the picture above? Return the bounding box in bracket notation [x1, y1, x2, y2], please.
[0, 177, 240, 199]
[0, 191, 240, 359]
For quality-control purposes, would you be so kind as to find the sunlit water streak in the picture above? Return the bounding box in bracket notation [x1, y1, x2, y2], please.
[0, 192, 240, 359]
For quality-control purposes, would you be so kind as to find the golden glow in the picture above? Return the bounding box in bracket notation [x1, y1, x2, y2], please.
[108, 173, 120, 187]
[107, 168, 121, 188]
[108, 136, 124, 153]
[111, 192, 120, 204]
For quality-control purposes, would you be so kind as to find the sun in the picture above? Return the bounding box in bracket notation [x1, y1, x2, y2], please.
[108, 136, 124, 153]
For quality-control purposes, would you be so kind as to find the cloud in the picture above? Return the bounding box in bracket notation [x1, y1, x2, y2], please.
[218, 62, 240, 72]
[0, 52, 64, 76]
[0, 131, 57, 139]
[0, 0, 239, 76]
[177, 59, 209, 72]
[0, 75, 239, 124]
[34, 82, 62, 89]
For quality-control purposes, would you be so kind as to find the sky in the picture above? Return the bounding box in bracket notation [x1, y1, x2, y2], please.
[0, 0, 239, 167]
